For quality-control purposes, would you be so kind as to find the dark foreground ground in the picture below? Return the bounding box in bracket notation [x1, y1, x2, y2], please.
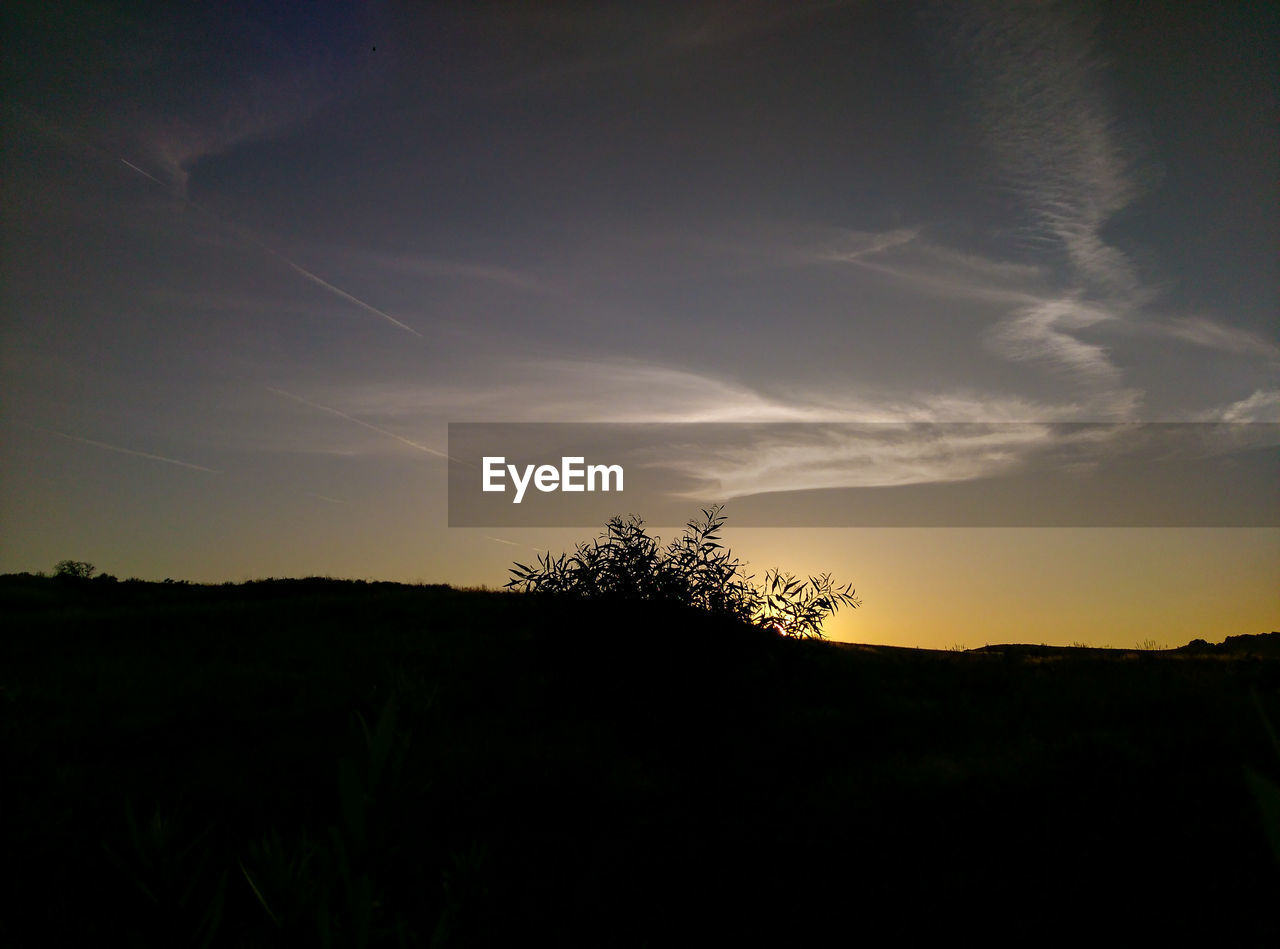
[3, 575, 1278, 946]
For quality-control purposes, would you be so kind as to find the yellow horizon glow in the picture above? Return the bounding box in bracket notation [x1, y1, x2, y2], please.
[719, 527, 1279, 649]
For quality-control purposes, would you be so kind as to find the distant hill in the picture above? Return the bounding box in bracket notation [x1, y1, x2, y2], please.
[1176, 631, 1280, 657]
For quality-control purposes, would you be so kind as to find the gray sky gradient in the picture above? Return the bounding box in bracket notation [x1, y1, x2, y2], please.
[1, 1, 1275, 641]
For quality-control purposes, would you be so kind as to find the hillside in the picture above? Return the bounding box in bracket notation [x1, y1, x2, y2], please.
[3, 575, 1278, 945]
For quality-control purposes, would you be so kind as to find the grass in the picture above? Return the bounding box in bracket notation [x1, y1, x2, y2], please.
[3, 573, 1279, 944]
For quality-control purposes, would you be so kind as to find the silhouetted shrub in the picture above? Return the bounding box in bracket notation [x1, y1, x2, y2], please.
[505, 505, 860, 638]
[53, 559, 95, 580]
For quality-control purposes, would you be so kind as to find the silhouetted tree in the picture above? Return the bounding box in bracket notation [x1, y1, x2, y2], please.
[506, 505, 860, 638]
[53, 560, 95, 580]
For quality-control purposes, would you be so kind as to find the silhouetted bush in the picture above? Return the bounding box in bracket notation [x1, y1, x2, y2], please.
[505, 505, 860, 638]
[53, 559, 95, 580]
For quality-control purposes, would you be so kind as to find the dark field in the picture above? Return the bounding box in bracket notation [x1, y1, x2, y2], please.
[3, 575, 1278, 945]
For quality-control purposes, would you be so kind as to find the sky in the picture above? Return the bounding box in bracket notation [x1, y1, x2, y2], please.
[2, 0, 1276, 647]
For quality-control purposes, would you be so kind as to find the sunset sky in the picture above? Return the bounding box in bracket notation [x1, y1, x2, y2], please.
[2, 0, 1276, 647]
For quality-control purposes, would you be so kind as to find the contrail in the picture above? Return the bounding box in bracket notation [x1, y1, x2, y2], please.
[23, 109, 422, 340]
[40, 428, 220, 472]
[266, 386, 452, 459]
[282, 260, 424, 338]
[114, 152, 423, 339]
[487, 535, 547, 553]
[118, 158, 166, 186]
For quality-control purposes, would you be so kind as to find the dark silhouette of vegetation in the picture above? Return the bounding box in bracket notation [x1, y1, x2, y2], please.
[1247, 690, 1280, 868]
[4, 574, 1279, 945]
[53, 559, 95, 579]
[505, 505, 861, 638]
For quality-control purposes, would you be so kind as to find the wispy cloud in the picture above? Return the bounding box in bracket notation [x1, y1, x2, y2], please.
[957, 2, 1145, 300]
[306, 492, 347, 505]
[714, 222, 1143, 406]
[806, 226, 1049, 305]
[985, 295, 1123, 387]
[302, 363, 814, 427]
[658, 422, 1076, 498]
[323, 356, 1136, 429]
[351, 251, 555, 296]
[814, 228, 921, 263]
[930, 0, 1167, 403]
[654, 417, 1278, 504]
[274, 354, 1266, 504]
[1166, 318, 1280, 362]
[801, 223, 1274, 405]
[1196, 389, 1280, 424]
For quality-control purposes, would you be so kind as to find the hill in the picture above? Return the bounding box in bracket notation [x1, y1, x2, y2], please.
[3, 575, 1278, 944]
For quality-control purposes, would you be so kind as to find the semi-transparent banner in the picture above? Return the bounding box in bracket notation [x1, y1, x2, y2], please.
[447, 422, 1279, 527]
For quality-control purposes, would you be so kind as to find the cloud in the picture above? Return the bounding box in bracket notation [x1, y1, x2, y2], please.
[646, 222, 1051, 307]
[318, 362, 821, 425]
[922, 0, 1174, 405]
[265, 355, 1224, 502]
[664, 422, 1061, 497]
[985, 295, 1123, 387]
[665, 221, 1146, 398]
[815, 228, 921, 263]
[655, 414, 1278, 503]
[319, 355, 1138, 431]
[807, 227, 1049, 304]
[1166, 318, 1280, 362]
[1196, 389, 1280, 424]
[303, 359, 1098, 492]
[337, 249, 556, 296]
[955, 2, 1145, 300]
[759, 224, 1144, 404]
